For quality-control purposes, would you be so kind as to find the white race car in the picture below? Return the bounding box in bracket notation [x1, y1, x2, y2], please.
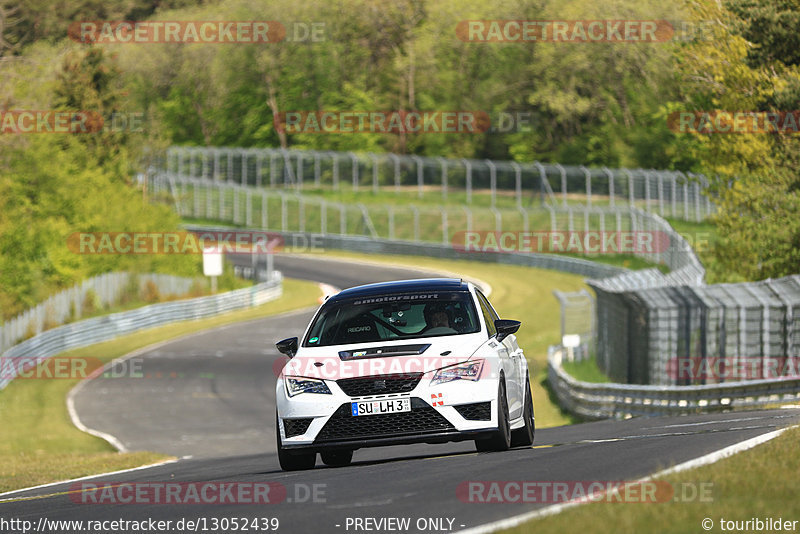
[275, 278, 534, 470]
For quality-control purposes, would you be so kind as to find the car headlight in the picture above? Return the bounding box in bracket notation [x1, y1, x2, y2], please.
[431, 360, 484, 385]
[285, 376, 332, 397]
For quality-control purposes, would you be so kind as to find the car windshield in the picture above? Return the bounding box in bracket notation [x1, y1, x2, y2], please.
[303, 291, 481, 347]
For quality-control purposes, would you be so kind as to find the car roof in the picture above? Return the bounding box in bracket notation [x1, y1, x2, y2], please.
[327, 278, 470, 302]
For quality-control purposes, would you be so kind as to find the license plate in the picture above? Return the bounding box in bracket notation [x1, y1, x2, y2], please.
[351, 398, 411, 417]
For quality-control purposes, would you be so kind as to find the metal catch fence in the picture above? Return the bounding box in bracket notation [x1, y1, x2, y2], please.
[162, 146, 715, 221]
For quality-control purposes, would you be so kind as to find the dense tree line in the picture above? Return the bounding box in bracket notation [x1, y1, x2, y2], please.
[0, 0, 798, 316]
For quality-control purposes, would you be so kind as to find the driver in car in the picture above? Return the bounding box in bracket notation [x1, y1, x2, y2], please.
[423, 302, 457, 334]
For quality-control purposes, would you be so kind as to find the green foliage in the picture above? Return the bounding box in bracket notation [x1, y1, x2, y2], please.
[0, 44, 199, 320]
[1, 0, 798, 299]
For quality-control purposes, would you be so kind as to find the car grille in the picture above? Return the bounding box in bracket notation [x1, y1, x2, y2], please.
[283, 418, 313, 438]
[315, 398, 454, 442]
[453, 402, 492, 421]
[336, 373, 423, 397]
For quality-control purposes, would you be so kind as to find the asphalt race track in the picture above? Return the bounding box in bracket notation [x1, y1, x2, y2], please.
[2, 256, 799, 533]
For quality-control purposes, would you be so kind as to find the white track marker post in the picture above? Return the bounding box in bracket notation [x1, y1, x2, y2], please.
[203, 246, 223, 293]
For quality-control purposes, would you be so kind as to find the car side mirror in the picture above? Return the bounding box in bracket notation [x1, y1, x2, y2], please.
[276, 337, 299, 358]
[494, 319, 521, 342]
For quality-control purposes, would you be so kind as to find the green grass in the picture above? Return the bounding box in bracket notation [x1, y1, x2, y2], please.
[501, 422, 800, 534]
[0, 278, 322, 493]
[181, 189, 669, 274]
[561, 357, 611, 383]
[318, 250, 589, 428]
[666, 216, 729, 283]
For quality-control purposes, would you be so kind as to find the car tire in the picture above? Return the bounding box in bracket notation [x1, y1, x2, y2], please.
[321, 450, 353, 467]
[511, 374, 535, 447]
[276, 412, 316, 471]
[475, 381, 511, 452]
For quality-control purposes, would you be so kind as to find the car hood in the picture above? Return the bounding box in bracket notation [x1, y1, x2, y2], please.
[280, 333, 489, 381]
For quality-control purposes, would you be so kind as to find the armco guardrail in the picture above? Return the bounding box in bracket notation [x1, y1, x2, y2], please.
[183, 224, 627, 280]
[548, 346, 800, 419]
[0, 272, 199, 354]
[0, 272, 282, 391]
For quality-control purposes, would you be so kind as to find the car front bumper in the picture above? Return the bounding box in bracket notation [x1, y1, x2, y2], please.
[277, 371, 500, 451]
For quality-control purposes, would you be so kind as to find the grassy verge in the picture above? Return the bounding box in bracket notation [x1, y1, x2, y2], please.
[315, 250, 589, 428]
[0, 278, 322, 494]
[502, 423, 800, 534]
[561, 356, 611, 383]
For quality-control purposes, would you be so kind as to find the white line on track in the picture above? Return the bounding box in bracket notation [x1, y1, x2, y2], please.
[459, 422, 798, 534]
[0, 457, 183, 501]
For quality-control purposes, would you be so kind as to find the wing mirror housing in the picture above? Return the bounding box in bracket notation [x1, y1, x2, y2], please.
[276, 337, 299, 358]
[494, 319, 521, 342]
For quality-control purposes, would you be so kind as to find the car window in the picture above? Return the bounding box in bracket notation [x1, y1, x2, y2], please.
[303, 291, 481, 347]
[475, 291, 498, 337]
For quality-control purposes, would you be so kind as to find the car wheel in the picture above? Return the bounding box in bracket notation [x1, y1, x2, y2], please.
[321, 450, 353, 467]
[475, 381, 511, 452]
[511, 374, 535, 447]
[276, 412, 316, 471]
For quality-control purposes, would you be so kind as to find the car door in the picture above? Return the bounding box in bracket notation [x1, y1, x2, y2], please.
[476, 291, 522, 420]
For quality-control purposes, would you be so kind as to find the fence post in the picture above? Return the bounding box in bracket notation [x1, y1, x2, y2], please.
[178, 147, 185, 179]
[604, 167, 615, 208]
[441, 208, 448, 245]
[518, 207, 529, 232]
[219, 183, 225, 220]
[298, 196, 305, 232]
[670, 172, 678, 217]
[281, 194, 288, 232]
[296, 152, 304, 191]
[439, 157, 448, 201]
[462, 159, 472, 204]
[261, 191, 268, 229]
[193, 181, 200, 217]
[371, 154, 380, 194]
[233, 187, 240, 224]
[581, 166, 592, 208]
[245, 189, 253, 227]
[240, 149, 247, 186]
[332, 153, 339, 191]
[270, 152, 278, 188]
[412, 155, 424, 198]
[556, 163, 567, 208]
[512, 162, 522, 209]
[314, 152, 321, 187]
[491, 207, 502, 232]
[462, 206, 473, 233]
[486, 159, 497, 209]
[350, 152, 359, 191]
[390, 153, 401, 192]
[681, 180, 691, 223]
[625, 168, 635, 208]
[411, 206, 420, 242]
